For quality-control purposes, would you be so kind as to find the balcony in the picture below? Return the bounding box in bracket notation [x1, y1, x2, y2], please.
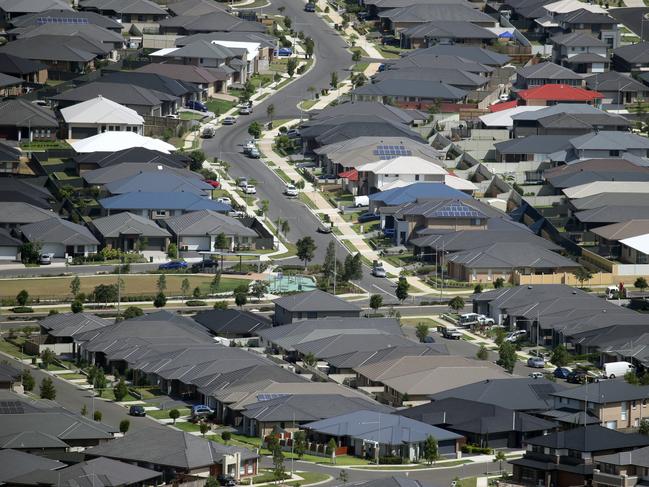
[593, 470, 638, 487]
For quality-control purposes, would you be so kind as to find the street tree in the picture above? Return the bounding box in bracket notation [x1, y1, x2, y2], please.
[122, 306, 143, 320]
[330, 71, 338, 90]
[293, 430, 307, 459]
[71, 300, 84, 313]
[39, 377, 56, 400]
[20, 242, 42, 264]
[423, 435, 439, 464]
[415, 323, 429, 342]
[153, 292, 167, 308]
[113, 377, 128, 402]
[251, 280, 268, 301]
[328, 438, 337, 464]
[16, 290, 29, 306]
[636, 277, 648, 299]
[369, 294, 383, 313]
[305, 37, 315, 58]
[94, 368, 107, 396]
[573, 267, 592, 288]
[94, 410, 102, 422]
[267, 104, 275, 122]
[448, 296, 465, 313]
[287, 58, 298, 77]
[156, 274, 167, 293]
[248, 121, 262, 138]
[22, 370, 35, 392]
[260, 199, 270, 216]
[119, 419, 130, 435]
[351, 50, 361, 62]
[495, 451, 507, 472]
[343, 253, 363, 281]
[322, 241, 336, 284]
[235, 292, 247, 309]
[200, 422, 210, 437]
[221, 431, 232, 444]
[296, 236, 316, 268]
[280, 219, 290, 237]
[498, 341, 517, 373]
[181, 278, 191, 300]
[210, 272, 222, 294]
[70, 276, 81, 298]
[550, 344, 570, 367]
[396, 278, 409, 303]
[272, 440, 285, 483]
[40, 348, 55, 369]
[169, 409, 180, 424]
[476, 344, 489, 360]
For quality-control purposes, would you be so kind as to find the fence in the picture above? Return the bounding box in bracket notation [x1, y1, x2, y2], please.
[142, 115, 192, 138]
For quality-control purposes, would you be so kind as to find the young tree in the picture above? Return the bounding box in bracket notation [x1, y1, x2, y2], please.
[167, 243, 178, 259]
[251, 280, 269, 301]
[550, 344, 570, 367]
[369, 294, 383, 313]
[181, 278, 191, 300]
[271, 440, 285, 483]
[157, 274, 167, 293]
[113, 377, 128, 402]
[476, 344, 489, 360]
[415, 323, 429, 342]
[287, 57, 298, 77]
[39, 377, 56, 400]
[303, 352, 316, 367]
[396, 277, 409, 303]
[338, 471, 349, 484]
[81, 404, 88, 416]
[215, 233, 228, 251]
[119, 419, 130, 435]
[293, 430, 307, 459]
[351, 50, 362, 62]
[192, 287, 201, 299]
[248, 121, 262, 138]
[40, 348, 55, 369]
[94, 410, 102, 422]
[221, 431, 232, 444]
[636, 277, 648, 299]
[70, 275, 81, 298]
[495, 450, 507, 472]
[260, 199, 270, 217]
[169, 409, 180, 424]
[330, 71, 338, 90]
[343, 253, 363, 281]
[304, 37, 314, 58]
[322, 241, 337, 284]
[94, 368, 107, 396]
[280, 219, 290, 237]
[20, 242, 42, 264]
[122, 306, 143, 320]
[235, 292, 247, 309]
[498, 341, 517, 374]
[214, 301, 228, 310]
[210, 272, 222, 294]
[71, 300, 84, 313]
[267, 103, 275, 122]
[153, 292, 167, 308]
[22, 370, 35, 392]
[423, 435, 439, 464]
[200, 421, 210, 437]
[16, 289, 29, 307]
[640, 418, 649, 435]
[296, 236, 316, 268]
[573, 267, 592, 288]
[448, 296, 465, 313]
[205, 478, 220, 487]
[474, 283, 483, 294]
[494, 277, 505, 289]
[328, 438, 338, 464]
[93, 284, 118, 304]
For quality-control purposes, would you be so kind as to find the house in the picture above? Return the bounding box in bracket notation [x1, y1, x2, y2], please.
[75, 147, 189, 172]
[103, 171, 213, 197]
[167, 0, 226, 16]
[591, 219, 649, 260]
[9, 9, 123, 32]
[157, 10, 266, 36]
[354, 156, 447, 194]
[586, 70, 649, 106]
[5, 456, 163, 487]
[515, 62, 584, 89]
[510, 426, 649, 487]
[399, 20, 498, 49]
[516, 84, 603, 107]
[0, 362, 21, 389]
[326, 344, 448, 375]
[60, 96, 145, 139]
[0, 178, 53, 209]
[554, 9, 619, 48]
[272, 289, 362, 325]
[71, 132, 176, 154]
[163, 209, 261, 252]
[0, 72, 22, 96]
[364, 0, 474, 15]
[99, 192, 231, 219]
[0, 141, 21, 174]
[89, 212, 171, 252]
[613, 42, 649, 72]
[550, 31, 609, 73]
[52, 82, 176, 117]
[37, 312, 112, 357]
[82, 163, 197, 188]
[372, 67, 490, 92]
[302, 411, 462, 462]
[293, 334, 419, 362]
[0, 449, 65, 485]
[79, 0, 168, 25]
[593, 446, 649, 487]
[391, 48, 505, 71]
[241, 394, 393, 439]
[369, 182, 472, 213]
[100, 71, 200, 109]
[194, 309, 272, 338]
[396, 397, 556, 448]
[0, 52, 47, 84]
[493, 135, 572, 163]
[354, 355, 512, 406]
[86, 428, 258, 482]
[351, 79, 467, 108]
[0, 228, 21, 261]
[135, 62, 227, 98]
[0, 99, 58, 141]
[569, 132, 649, 160]
[18, 217, 99, 258]
[0, 0, 71, 22]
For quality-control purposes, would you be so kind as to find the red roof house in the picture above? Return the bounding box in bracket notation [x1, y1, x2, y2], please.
[517, 84, 603, 107]
[489, 100, 518, 112]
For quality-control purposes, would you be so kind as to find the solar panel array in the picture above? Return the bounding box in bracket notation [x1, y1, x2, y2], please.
[373, 145, 412, 158]
[36, 17, 90, 24]
[432, 203, 483, 218]
[256, 393, 289, 402]
[0, 401, 25, 414]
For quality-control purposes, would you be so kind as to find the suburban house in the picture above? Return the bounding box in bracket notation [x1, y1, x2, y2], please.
[515, 62, 584, 89]
[550, 31, 609, 73]
[399, 20, 498, 49]
[585, 70, 649, 105]
[17, 217, 99, 258]
[302, 411, 462, 462]
[79, 0, 168, 25]
[82, 163, 198, 188]
[0, 203, 54, 229]
[593, 446, 649, 487]
[60, 96, 144, 139]
[0, 0, 71, 22]
[0, 52, 47, 84]
[157, 10, 266, 36]
[272, 289, 362, 325]
[351, 79, 467, 108]
[0, 178, 54, 209]
[102, 172, 213, 197]
[71, 132, 176, 154]
[193, 309, 272, 339]
[0, 99, 58, 141]
[554, 9, 619, 48]
[0, 449, 64, 485]
[0, 141, 22, 174]
[89, 212, 171, 252]
[98, 192, 231, 219]
[612, 42, 649, 72]
[75, 147, 189, 172]
[163, 209, 260, 252]
[516, 84, 603, 107]
[135, 62, 227, 98]
[354, 156, 447, 194]
[0, 228, 21, 261]
[0, 71, 22, 96]
[37, 312, 112, 357]
[0, 362, 21, 389]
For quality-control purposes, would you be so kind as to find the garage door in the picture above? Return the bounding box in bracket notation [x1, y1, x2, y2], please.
[0, 245, 18, 261]
[71, 126, 99, 139]
[42, 243, 65, 258]
[180, 236, 210, 251]
[146, 237, 167, 251]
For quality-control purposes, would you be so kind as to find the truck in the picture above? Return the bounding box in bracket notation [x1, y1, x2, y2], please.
[441, 326, 462, 340]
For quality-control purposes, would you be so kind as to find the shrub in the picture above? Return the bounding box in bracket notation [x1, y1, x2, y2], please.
[185, 300, 207, 307]
[12, 306, 34, 313]
[461, 444, 493, 455]
[378, 456, 403, 464]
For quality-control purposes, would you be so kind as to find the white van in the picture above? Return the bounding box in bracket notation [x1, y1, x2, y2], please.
[603, 361, 635, 379]
[354, 195, 369, 207]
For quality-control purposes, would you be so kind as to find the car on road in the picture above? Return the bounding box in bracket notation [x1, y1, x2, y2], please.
[204, 179, 221, 188]
[248, 147, 261, 158]
[129, 405, 146, 417]
[158, 260, 188, 270]
[553, 367, 571, 379]
[39, 254, 52, 265]
[243, 184, 256, 194]
[243, 140, 255, 154]
[238, 178, 248, 188]
[304, 2, 316, 11]
[284, 184, 298, 197]
[222, 116, 237, 125]
[371, 261, 386, 278]
[201, 126, 216, 138]
[317, 224, 332, 234]
[567, 370, 591, 384]
[528, 372, 544, 379]
[358, 211, 379, 223]
[239, 105, 253, 115]
[191, 404, 214, 420]
[186, 100, 208, 112]
[527, 356, 545, 368]
[191, 260, 219, 272]
[217, 197, 231, 205]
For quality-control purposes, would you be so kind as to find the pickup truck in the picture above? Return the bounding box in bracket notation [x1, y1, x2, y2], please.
[441, 326, 462, 340]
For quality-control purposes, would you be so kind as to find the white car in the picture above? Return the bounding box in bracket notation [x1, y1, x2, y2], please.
[284, 184, 298, 197]
[243, 184, 256, 194]
[505, 330, 527, 342]
[217, 197, 231, 205]
[238, 179, 248, 188]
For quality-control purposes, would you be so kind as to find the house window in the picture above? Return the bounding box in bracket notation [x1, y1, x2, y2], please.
[621, 401, 628, 421]
[415, 175, 420, 181]
[610, 150, 620, 156]
[633, 400, 637, 409]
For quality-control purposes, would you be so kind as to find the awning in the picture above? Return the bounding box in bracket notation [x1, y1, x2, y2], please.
[339, 168, 359, 181]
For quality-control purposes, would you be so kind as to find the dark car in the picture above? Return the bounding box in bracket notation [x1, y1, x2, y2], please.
[553, 367, 570, 379]
[158, 260, 188, 270]
[129, 405, 146, 417]
[186, 100, 208, 112]
[217, 475, 237, 486]
[191, 260, 219, 273]
[567, 370, 590, 384]
[304, 2, 316, 11]
[358, 212, 379, 223]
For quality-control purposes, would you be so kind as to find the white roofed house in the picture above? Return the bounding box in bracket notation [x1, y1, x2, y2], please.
[619, 234, 649, 265]
[60, 96, 145, 140]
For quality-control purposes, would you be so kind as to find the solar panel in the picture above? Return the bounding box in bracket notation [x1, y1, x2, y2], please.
[256, 393, 289, 402]
[36, 16, 89, 24]
[372, 144, 412, 158]
[432, 203, 483, 218]
[0, 401, 25, 414]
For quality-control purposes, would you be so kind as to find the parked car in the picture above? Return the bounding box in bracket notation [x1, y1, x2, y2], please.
[527, 356, 545, 368]
[31, 99, 50, 108]
[286, 128, 301, 138]
[158, 261, 188, 270]
[243, 184, 256, 194]
[284, 184, 298, 197]
[505, 330, 527, 342]
[423, 335, 435, 344]
[238, 178, 248, 188]
[553, 367, 571, 379]
[371, 261, 386, 278]
[243, 140, 255, 154]
[191, 404, 214, 420]
[222, 116, 237, 125]
[201, 126, 216, 138]
[186, 100, 208, 112]
[567, 370, 591, 384]
[441, 326, 462, 340]
[358, 212, 379, 223]
[239, 105, 253, 115]
[191, 260, 219, 272]
[528, 372, 544, 379]
[204, 179, 221, 188]
[39, 254, 52, 265]
[164, 113, 179, 119]
[356, 10, 369, 20]
[248, 147, 261, 158]
[217, 474, 237, 486]
[129, 405, 146, 417]
[353, 195, 369, 207]
[304, 2, 316, 11]
[217, 197, 231, 205]
[275, 47, 293, 56]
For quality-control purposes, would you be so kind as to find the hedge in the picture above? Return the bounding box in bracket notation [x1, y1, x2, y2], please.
[12, 306, 34, 313]
[461, 445, 493, 455]
[185, 300, 207, 307]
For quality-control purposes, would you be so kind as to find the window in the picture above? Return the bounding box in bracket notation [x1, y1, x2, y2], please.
[415, 175, 420, 181]
[621, 401, 628, 421]
[610, 150, 620, 156]
[633, 400, 637, 409]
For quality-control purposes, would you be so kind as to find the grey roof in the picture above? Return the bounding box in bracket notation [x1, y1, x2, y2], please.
[76, 147, 189, 169]
[326, 344, 448, 369]
[548, 170, 649, 189]
[0, 98, 58, 128]
[525, 425, 649, 451]
[0, 362, 21, 383]
[0, 178, 52, 209]
[494, 134, 573, 155]
[353, 79, 467, 100]
[164, 209, 257, 237]
[0, 51, 45, 75]
[379, 3, 496, 23]
[20, 217, 99, 246]
[586, 70, 649, 93]
[0, 202, 52, 225]
[411, 228, 561, 252]
[551, 31, 608, 47]
[176, 31, 277, 49]
[5, 457, 162, 487]
[0, 35, 109, 62]
[52, 81, 173, 106]
[303, 410, 462, 445]
[11, 23, 124, 46]
[90, 212, 170, 239]
[166, 39, 237, 60]
[105, 171, 212, 196]
[258, 317, 402, 352]
[397, 397, 556, 434]
[0, 71, 23, 87]
[83, 162, 198, 185]
[0, 0, 71, 13]
[551, 380, 649, 404]
[0, 449, 64, 483]
[196, 364, 308, 398]
[393, 198, 498, 220]
[193, 309, 271, 335]
[86, 429, 257, 469]
[158, 11, 267, 33]
[401, 20, 497, 40]
[512, 103, 630, 123]
[576, 206, 649, 224]
[591, 219, 649, 240]
[294, 333, 419, 359]
[372, 67, 489, 88]
[596, 446, 649, 468]
[405, 45, 510, 66]
[310, 102, 422, 124]
[0, 228, 20, 248]
[570, 131, 649, 150]
[135, 62, 224, 84]
[613, 41, 649, 64]
[555, 8, 616, 24]
[10, 9, 123, 29]
[167, 0, 225, 16]
[101, 71, 197, 98]
[241, 394, 393, 422]
[430, 377, 566, 411]
[387, 53, 494, 74]
[80, 0, 166, 15]
[99, 192, 231, 212]
[517, 61, 583, 80]
[565, 52, 609, 64]
[39, 312, 112, 338]
[273, 290, 362, 313]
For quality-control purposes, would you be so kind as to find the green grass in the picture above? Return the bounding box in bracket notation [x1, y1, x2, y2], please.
[95, 389, 138, 402]
[0, 340, 29, 358]
[375, 44, 402, 59]
[457, 477, 477, 487]
[179, 112, 206, 121]
[207, 98, 237, 115]
[354, 460, 471, 470]
[353, 62, 369, 72]
[288, 472, 330, 486]
[275, 168, 293, 184]
[147, 407, 191, 419]
[175, 421, 203, 432]
[58, 373, 87, 380]
[300, 99, 318, 110]
[132, 386, 165, 400]
[250, 74, 273, 88]
[400, 317, 438, 327]
[20, 140, 71, 150]
[298, 192, 316, 210]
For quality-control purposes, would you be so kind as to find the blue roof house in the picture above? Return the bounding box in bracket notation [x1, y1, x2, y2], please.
[369, 182, 471, 211]
[99, 192, 231, 220]
[302, 410, 462, 462]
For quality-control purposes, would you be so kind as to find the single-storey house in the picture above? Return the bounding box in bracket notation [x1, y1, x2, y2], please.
[18, 217, 99, 258]
[89, 212, 171, 252]
[272, 289, 362, 325]
[60, 95, 144, 139]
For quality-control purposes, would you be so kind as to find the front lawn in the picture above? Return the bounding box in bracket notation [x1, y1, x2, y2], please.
[175, 421, 203, 432]
[94, 389, 138, 402]
[0, 340, 30, 358]
[179, 112, 206, 121]
[207, 99, 237, 115]
[57, 373, 87, 380]
[147, 407, 191, 419]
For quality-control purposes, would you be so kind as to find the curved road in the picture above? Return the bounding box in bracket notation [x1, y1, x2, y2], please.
[203, 0, 397, 298]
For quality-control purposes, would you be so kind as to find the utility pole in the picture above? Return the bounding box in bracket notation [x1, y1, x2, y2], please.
[333, 245, 337, 295]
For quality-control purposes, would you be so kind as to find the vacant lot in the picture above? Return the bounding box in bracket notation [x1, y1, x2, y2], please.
[0, 274, 252, 300]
